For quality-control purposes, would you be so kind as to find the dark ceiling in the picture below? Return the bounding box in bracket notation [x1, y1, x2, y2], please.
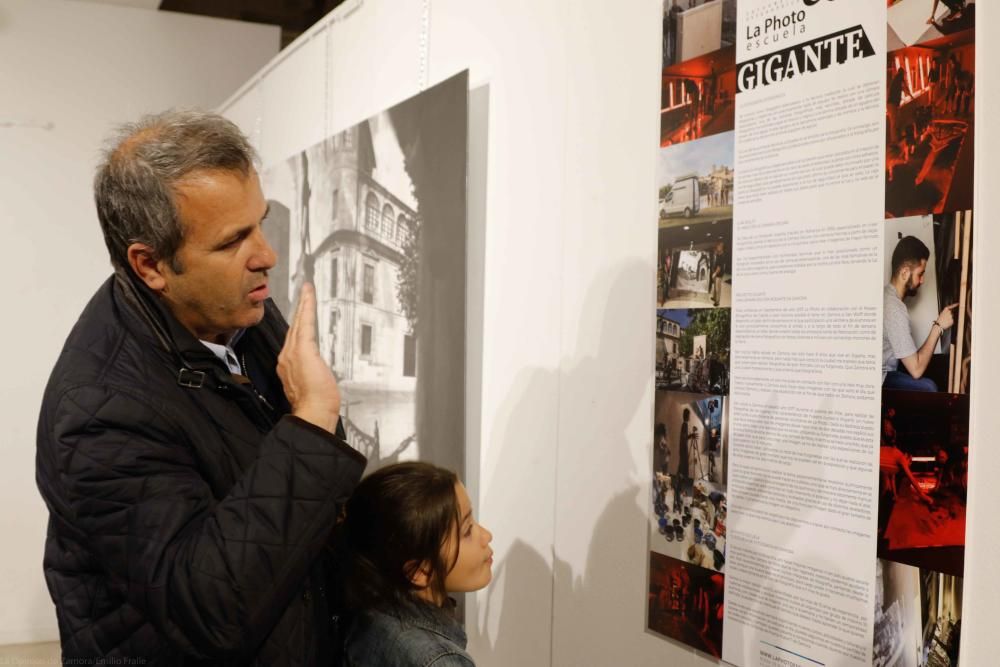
[158, 0, 349, 48]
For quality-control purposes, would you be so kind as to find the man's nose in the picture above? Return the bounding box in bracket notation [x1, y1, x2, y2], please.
[249, 229, 277, 271]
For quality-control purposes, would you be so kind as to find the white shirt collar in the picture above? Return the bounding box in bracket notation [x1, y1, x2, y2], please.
[199, 329, 245, 375]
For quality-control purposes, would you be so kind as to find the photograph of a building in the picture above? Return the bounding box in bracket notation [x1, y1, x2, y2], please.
[262, 72, 468, 473]
[656, 309, 730, 395]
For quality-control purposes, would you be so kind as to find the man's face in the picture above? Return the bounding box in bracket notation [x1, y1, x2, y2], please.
[904, 259, 927, 298]
[158, 169, 275, 343]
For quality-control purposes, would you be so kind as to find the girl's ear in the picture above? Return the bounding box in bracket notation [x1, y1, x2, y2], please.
[405, 560, 432, 589]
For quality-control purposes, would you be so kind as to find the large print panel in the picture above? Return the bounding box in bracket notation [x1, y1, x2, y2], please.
[263, 72, 468, 473]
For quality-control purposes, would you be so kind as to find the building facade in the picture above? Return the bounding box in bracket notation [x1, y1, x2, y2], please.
[293, 122, 420, 393]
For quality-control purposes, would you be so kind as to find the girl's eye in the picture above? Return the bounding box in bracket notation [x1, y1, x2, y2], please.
[464, 523, 474, 538]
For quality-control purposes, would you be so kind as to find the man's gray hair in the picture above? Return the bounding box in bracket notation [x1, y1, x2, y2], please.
[94, 109, 258, 272]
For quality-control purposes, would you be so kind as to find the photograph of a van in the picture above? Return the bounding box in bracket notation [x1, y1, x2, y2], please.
[657, 131, 733, 229]
[660, 174, 701, 218]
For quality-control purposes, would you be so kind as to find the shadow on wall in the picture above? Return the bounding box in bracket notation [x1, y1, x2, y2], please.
[468, 262, 714, 666]
[466, 256, 855, 666]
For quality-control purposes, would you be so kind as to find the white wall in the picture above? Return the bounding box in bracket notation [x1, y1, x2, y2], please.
[0, 0, 279, 644]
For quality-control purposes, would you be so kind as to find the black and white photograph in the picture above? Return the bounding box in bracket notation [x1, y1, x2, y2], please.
[873, 559, 963, 667]
[888, 0, 975, 50]
[658, 131, 733, 228]
[886, 29, 974, 218]
[656, 309, 730, 395]
[658, 218, 732, 308]
[883, 211, 973, 395]
[262, 72, 468, 473]
[662, 0, 736, 69]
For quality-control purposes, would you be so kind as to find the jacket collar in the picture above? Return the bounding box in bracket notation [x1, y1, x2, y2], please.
[112, 268, 238, 379]
[387, 599, 467, 648]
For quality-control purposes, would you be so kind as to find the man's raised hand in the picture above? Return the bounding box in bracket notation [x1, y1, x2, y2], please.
[277, 283, 341, 433]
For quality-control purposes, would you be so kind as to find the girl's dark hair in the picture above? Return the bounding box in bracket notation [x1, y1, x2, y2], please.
[332, 462, 461, 612]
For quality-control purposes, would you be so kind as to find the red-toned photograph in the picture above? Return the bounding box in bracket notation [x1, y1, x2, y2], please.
[877, 391, 968, 577]
[885, 29, 974, 218]
[661, 46, 735, 147]
[647, 551, 724, 658]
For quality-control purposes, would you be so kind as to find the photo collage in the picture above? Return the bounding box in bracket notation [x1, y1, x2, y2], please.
[648, 0, 735, 659]
[876, 2, 974, 665]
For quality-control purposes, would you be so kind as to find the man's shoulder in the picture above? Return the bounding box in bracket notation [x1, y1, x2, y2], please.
[44, 277, 169, 405]
[883, 284, 907, 314]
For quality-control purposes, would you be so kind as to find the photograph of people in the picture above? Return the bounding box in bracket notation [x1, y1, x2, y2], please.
[654, 392, 726, 488]
[885, 30, 974, 218]
[883, 236, 956, 392]
[656, 309, 730, 395]
[661, 47, 735, 147]
[887, 0, 975, 49]
[883, 212, 973, 394]
[647, 552, 725, 658]
[662, 0, 736, 69]
[877, 394, 969, 577]
[658, 219, 732, 308]
[650, 392, 728, 576]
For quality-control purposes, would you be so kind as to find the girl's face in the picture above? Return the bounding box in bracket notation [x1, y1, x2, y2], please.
[442, 482, 494, 594]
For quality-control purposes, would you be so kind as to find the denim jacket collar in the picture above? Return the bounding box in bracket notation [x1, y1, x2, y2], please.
[388, 598, 467, 648]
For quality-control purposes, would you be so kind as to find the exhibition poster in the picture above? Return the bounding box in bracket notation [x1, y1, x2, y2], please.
[263, 71, 469, 475]
[648, 3, 974, 666]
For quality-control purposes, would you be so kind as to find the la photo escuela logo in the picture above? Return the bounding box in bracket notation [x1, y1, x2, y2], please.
[738, 0, 874, 93]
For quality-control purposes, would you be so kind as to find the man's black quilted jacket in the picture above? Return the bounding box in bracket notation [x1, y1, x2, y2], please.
[36, 271, 367, 665]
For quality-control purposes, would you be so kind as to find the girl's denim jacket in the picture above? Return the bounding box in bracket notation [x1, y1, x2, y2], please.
[343, 600, 474, 666]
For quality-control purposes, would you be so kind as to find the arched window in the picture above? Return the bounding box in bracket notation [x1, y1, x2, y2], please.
[365, 192, 379, 232]
[381, 203, 395, 240]
[397, 214, 408, 244]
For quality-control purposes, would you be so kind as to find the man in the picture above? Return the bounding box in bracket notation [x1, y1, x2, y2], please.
[878, 408, 933, 551]
[654, 422, 670, 475]
[709, 240, 725, 307]
[887, 65, 912, 143]
[36, 111, 367, 664]
[927, 0, 966, 25]
[882, 235, 956, 392]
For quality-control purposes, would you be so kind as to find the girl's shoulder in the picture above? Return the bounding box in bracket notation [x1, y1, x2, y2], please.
[345, 606, 476, 667]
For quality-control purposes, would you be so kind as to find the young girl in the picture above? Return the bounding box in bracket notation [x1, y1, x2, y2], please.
[333, 462, 493, 666]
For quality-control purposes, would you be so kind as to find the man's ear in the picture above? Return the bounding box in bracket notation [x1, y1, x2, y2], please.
[405, 560, 432, 589]
[126, 243, 168, 292]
